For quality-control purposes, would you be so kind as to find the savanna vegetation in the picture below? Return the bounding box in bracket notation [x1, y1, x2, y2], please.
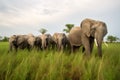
[0, 42, 120, 80]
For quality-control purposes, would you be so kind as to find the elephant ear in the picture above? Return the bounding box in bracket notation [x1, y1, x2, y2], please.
[90, 21, 102, 37]
[81, 19, 94, 37]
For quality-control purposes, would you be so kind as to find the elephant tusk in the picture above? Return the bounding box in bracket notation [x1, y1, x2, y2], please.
[94, 38, 98, 46]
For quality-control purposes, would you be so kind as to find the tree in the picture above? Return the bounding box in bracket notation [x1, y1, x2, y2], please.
[2, 36, 9, 42]
[39, 28, 47, 34]
[107, 35, 119, 43]
[63, 24, 74, 33]
[0, 36, 2, 41]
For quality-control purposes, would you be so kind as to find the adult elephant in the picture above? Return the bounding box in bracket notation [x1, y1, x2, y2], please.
[53, 33, 69, 51]
[80, 18, 108, 57]
[9, 34, 35, 52]
[45, 34, 56, 49]
[40, 34, 54, 50]
[9, 35, 29, 52]
[68, 27, 83, 53]
[34, 35, 42, 51]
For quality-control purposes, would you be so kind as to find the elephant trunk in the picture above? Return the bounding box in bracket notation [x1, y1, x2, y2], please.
[42, 40, 46, 50]
[58, 37, 63, 51]
[95, 35, 103, 57]
[42, 38, 48, 50]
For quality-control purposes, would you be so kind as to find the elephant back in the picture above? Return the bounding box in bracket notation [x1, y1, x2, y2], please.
[68, 27, 82, 46]
[17, 35, 27, 45]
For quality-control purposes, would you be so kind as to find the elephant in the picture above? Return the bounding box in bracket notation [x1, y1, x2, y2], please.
[53, 33, 69, 51]
[9, 34, 35, 52]
[68, 27, 84, 53]
[40, 34, 55, 50]
[9, 35, 29, 52]
[80, 18, 108, 57]
[45, 34, 56, 49]
[34, 35, 42, 51]
[18, 34, 35, 50]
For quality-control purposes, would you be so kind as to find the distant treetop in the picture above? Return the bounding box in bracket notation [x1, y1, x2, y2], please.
[63, 24, 74, 33]
[39, 28, 47, 34]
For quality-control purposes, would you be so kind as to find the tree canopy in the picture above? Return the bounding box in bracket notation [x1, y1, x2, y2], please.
[0, 36, 9, 42]
[63, 24, 74, 33]
[39, 28, 47, 34]
[107, 35, 119, 43]
[0, 36, 2, 40]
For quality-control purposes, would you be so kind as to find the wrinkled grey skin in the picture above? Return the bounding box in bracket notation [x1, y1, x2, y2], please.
[40, 34, 55, 50]
[80, 18, 108, 57]
[68, 27, 83, 53]
[9, 34, 35, 52]
[34, 35, 42, 51]
[53, 33, 69, 51]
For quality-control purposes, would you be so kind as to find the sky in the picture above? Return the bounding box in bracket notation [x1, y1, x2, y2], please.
[0, 0, 120, 39]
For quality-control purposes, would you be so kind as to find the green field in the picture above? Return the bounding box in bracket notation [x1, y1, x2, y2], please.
[0, 42, 120, 80]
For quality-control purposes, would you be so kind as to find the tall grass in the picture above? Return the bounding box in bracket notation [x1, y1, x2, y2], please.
[0, 42, 120, 80]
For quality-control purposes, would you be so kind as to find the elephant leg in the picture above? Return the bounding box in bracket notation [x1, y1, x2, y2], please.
[81, 34, 91, 56]
[82, 47, 85, 53]
[58, 44, 61, 51]
[73, 46, 76, 53]
[37, 46, 40, 51]
[27, 44, 31, 51]
[75, 46, 80, 52]
[14, 46, 18, 52]
[58, 41, 62, 51]
[72, 46, 80, 53]
[61, 45, 64, 51]
[38, 45, 42, 51]
[71, 45, 74, 53]
[89, 37, 94, 53]
[53, 43, 56, 50]
[95, 35, 103, 57]
[9, 44, 13, 52]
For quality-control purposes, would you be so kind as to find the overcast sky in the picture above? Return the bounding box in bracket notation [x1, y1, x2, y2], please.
[0, 0, 120, 39]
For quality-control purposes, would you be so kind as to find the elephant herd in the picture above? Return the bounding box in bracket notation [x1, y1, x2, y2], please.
[9, 18, 108, 57]
[9, 33, 69, 52]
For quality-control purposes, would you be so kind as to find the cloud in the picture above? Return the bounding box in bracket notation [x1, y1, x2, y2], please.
[0, 0, 119, 27]
[0, 0, 120, 37]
